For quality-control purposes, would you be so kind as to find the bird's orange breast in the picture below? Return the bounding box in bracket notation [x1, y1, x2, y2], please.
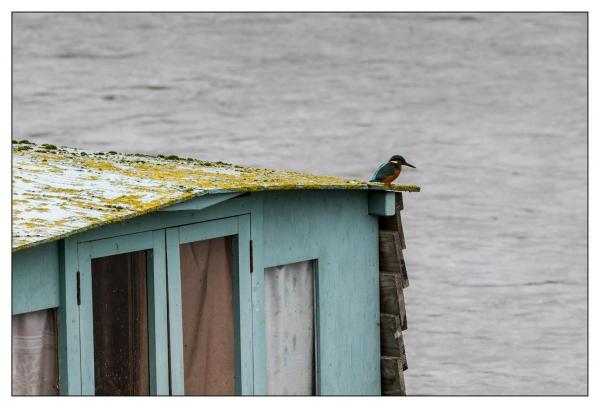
[382, 166, 401, 184]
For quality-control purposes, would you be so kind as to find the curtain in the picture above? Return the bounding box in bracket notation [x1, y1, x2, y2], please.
[12, 309, 58, 395]
[180, 236, 235, 395]
[264, 261, 315, 395]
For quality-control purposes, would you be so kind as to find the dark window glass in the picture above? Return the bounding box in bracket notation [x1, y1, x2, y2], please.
[91, 250, 150, 396]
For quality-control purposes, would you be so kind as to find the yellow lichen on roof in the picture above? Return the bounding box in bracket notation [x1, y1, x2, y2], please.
[12, 141, 420, 251]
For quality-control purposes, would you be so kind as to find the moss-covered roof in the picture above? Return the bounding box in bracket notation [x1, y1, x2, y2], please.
[12, 141, 420, 251]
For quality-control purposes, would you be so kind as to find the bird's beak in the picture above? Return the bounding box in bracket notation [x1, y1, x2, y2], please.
[404, 162, 416, 168]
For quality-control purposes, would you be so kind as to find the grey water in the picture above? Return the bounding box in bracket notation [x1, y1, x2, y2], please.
[12, 13, 587, 395]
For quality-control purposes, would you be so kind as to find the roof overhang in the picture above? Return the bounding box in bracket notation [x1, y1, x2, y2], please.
[12, 141, 420, 251]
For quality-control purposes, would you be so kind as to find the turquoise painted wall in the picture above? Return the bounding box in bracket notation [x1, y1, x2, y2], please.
[261, 190, 381, 395]
[11, 190, 381, 395]
[12, 241, 60, 314]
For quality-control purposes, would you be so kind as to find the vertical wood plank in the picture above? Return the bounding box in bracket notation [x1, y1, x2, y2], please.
[313, 261, 322, 395]
[378, 192, 409, 396]
[397, 279, 407, 331]
[397, 212, 406, 250]
[237, 214, 254, 395]
[231, 235, 242, 394]
[249, 194, 267, 395]
[398, 249, 409, 289]
[58, 238, 81, 395]
[77, 242, 95, 395]
[147, 230, 169, 395]
[395, 192, 403, 211]
[166, 227, 185, 395]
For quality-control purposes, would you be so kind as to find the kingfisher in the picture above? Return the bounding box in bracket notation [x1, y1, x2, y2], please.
[370, 155, 416, 185]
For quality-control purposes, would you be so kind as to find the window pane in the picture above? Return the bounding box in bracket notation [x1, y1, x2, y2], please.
[265, 260, 315, 395]
[12, 309, 59, 395]
[91, 251, 150, 396]
[180, 236, 235, 395]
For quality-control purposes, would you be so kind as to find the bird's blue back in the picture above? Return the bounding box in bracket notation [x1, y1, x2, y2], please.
[370, 162, 396, 181]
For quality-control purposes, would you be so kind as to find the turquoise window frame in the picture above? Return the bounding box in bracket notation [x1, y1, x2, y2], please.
[71, 213, 255, 396]
[165, 215, 253, 395]
[54, 193, 277, 395]
[312, 260, 321, 395]
[76, 230, 169, 395]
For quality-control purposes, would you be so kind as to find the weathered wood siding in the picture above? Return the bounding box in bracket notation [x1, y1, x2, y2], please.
[261, 190, 381, 395]
[12, 241, 60, 314]
[378, 192, 410, 395]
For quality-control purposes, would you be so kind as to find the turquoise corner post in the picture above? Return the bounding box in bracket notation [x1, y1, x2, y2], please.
[58, 237, 82, 395]
[147, 230, 170, 395]
[236, 214, 254, 395]
[249, 194, 267, 395]
[166, 226, 185, 395]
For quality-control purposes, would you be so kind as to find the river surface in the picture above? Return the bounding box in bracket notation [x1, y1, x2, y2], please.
[12, 12, 588, 395]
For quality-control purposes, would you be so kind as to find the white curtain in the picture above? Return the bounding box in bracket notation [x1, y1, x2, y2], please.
[265, 261, 315, 395]
[12, 309, 58, 395]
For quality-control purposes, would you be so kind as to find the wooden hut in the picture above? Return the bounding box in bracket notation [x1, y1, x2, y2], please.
[11, 141, 419, 396]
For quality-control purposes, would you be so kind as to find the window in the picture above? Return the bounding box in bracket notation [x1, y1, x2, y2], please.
[12, 309, 59, 395]
[180, 237, 235, 395]
[264, 260, 317, 395]
[77, 230, 169, 395]
[166, 216, 253, 395]
[74, 216, 253, 395]
[91, 251, 150, 395]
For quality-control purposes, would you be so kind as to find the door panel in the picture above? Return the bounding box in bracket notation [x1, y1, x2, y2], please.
[166, 216, 253, 395]
[77, 230, 168, 395]
[76, 216, 252, 396]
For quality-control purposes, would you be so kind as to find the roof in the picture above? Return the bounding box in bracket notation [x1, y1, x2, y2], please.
[12, 141, 420, 251]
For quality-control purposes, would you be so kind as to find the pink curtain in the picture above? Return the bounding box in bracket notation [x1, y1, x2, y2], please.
[180, 236, 235, 395]
[12, 309, 58, 395]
